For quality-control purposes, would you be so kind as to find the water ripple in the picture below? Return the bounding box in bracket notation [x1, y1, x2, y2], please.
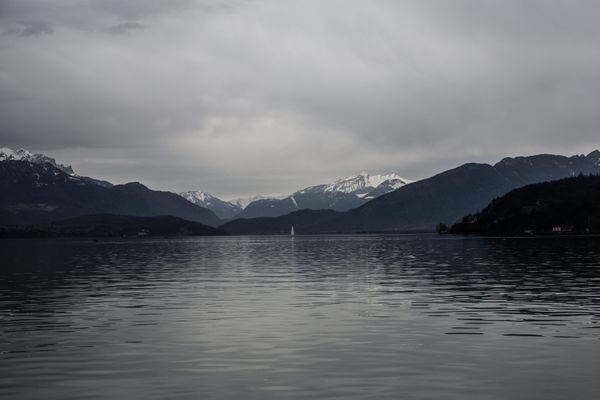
[1, 235, 599, 399]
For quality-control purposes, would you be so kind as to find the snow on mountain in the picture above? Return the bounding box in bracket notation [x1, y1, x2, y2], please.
[1, 147, 75, 174]
[235, 172, 416, 219]
[179, 191, 242, 220]
[290, 195, 299, 209]
[180, 191, 219, 206]
[323, 172, 412, 196]
[1, 147, 113, 188]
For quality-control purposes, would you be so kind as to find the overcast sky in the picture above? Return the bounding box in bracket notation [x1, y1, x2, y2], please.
[1, 0, 599, 198]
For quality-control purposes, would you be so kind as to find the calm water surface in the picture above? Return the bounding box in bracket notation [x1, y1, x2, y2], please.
[1, 235, 599, 399]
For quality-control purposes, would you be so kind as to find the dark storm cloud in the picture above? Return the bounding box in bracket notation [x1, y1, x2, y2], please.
[1, 0, 599, 197]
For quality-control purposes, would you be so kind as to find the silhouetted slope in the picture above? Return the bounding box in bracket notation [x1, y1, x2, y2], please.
[0, 161, 220, 226]
[220, 209, 341, 235]
[233, 173, 409, 219]
[179, 191, 242, 219]
[450, 175, 600, 234]
[110, 182, 220, 226]
[235, 198, 301, 219]
[311, 152, 600, 232]
[313, 163, 512, 232]
[493, 153, 600, 184]
[234, 192, 365, 219]
[0, 214, 226, 238]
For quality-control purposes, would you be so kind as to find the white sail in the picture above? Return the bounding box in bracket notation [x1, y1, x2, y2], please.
[290, 226, 295, 236]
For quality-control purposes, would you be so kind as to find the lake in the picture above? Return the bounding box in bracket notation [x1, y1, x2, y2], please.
[1, 235, 599, 399]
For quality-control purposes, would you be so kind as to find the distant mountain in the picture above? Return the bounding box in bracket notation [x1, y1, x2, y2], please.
[327, 172, 411, 197]
[0, 214, 226, 238]
[310, 151, 600, 232]
[236, 191, 364, 219]
[1, 147, 74, 174]
[180, 191, 242, 219]
[228, 194, 287, 209]
[0, 147, 113, 188]
[222, 151, 600, 234]
[6, 146, 598, 234]
[234, 172, 412, 219]
[0, 159, 220, 227]
[220, 209, 341, 235]
[450, 175, 600, 235]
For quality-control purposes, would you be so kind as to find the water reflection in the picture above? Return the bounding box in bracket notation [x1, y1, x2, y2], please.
[1, 235, 599, 399]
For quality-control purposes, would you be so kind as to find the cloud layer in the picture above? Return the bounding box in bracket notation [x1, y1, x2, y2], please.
[1, 0, 599, 197]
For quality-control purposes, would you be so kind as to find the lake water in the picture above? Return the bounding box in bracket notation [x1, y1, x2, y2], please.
[1, 235, 599, 399]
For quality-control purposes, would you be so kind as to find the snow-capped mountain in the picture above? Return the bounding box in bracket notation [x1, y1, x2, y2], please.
[0, 151, 220, 227]
[1, 147, 113, 188]
[222, 151, 600, 234]
[321, 172, 411, 197]
[180, 191, 290, 219]
[179, 191, 242, 220]
[296, 173, 411, 198]
[1, 147, 75, 174]
[235, 172, 414, 219]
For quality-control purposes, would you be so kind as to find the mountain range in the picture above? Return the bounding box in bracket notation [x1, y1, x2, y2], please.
[1, 147, 113, 188]
[179, 191, 243, 220]
[220, 151, 600, 234]
[229, 195, 287, 210]
[181, 172, 411, 220]
[2, 147, 599, 235]
[1, 147, 75, 174]
[0, 149, 220, 227]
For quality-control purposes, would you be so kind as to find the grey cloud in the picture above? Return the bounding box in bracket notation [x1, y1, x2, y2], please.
[89, 0, 197, 19]
[90, 0, 242, 19]
[107, 21, 145, 35]
[3, 20, 54, 36]
[1, 0, 599, 197]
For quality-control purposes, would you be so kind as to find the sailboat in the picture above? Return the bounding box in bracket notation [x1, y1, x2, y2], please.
[290, 225, 295, 236]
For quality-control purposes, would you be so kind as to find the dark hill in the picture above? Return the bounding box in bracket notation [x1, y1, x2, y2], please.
[234, 191, 364, 219]
[311, 163, 512, 232]
[219, 209, 341, 235]
[0, 160, 220, 226]
[0, 214, 226, 238]
[450, 175, 600, 235]
[308, 152, 600, 232]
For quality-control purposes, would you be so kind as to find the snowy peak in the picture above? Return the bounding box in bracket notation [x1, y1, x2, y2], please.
[180, 191, 289, 219]
[0, 147, 31, 160]
[236, 171, 415, 219]
[180, 191, 216, 205]
[180, 190, 242, 220]
[323, 172, 411, 196]
[1, 147, 75, 174]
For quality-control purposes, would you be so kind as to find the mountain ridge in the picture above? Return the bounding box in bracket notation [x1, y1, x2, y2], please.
[180, 172, 412, 220]
[311, 151, 600, 232]
[4, 147, 599, 234]
[0, 159, 221, 227]
[233, 172, 413, 219]
[449, 174, 600, 235]
[221, 151, 600, 234]
[179, 190, 242, 219]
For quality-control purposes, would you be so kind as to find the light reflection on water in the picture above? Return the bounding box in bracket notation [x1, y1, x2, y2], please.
[1, 235, 599, 399]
